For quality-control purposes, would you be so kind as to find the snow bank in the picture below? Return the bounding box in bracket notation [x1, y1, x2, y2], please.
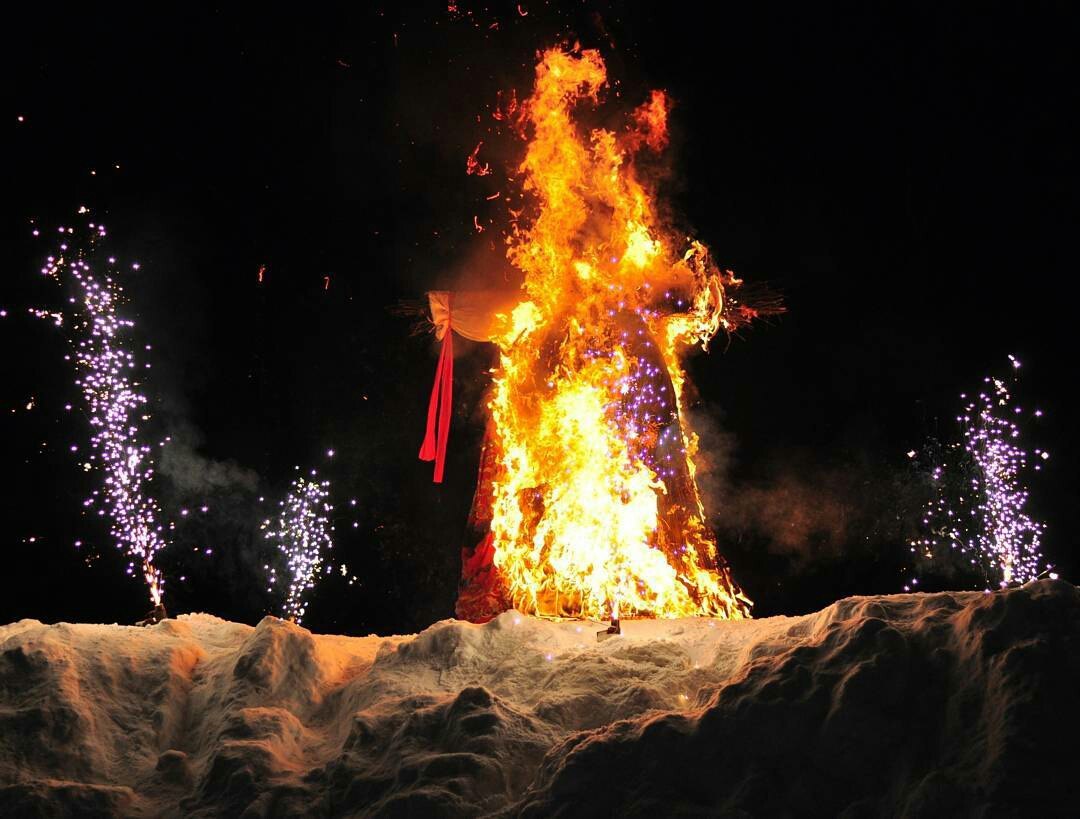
[1, 580, 1077, 817]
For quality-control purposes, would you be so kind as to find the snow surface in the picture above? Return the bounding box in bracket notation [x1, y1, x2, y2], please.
[1, 580, 1078, 817]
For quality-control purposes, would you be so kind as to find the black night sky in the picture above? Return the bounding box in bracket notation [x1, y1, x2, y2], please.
[3, 3, 1075, 635]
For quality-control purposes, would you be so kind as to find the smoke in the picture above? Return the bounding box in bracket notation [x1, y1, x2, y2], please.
[688, 404, 919, 567]
[715, 467, 856, 564]
[684, 403, 738, 509]
[158, 421, 259, 496]
[150, 419, 276, 620]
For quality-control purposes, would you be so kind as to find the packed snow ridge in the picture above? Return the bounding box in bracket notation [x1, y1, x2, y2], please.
[1, 580, 1077, 817]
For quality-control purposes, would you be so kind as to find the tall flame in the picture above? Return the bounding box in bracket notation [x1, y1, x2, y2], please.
[487, 47, 751, 620]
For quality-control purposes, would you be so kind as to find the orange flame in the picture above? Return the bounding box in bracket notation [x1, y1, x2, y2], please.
[487, 47, 750, 621]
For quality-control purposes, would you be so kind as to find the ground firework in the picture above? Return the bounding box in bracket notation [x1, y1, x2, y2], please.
[909, 356, 1050, 590]
[262, 468, 334, 623]
[35, 217, 168, 606]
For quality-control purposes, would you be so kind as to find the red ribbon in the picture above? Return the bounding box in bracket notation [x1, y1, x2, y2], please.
[419, 296, 453, 483]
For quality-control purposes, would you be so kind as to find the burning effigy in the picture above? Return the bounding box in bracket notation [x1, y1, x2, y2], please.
[418, 47, 776, 624]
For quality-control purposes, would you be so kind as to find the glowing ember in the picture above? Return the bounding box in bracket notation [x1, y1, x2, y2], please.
[909, 355, 1049, 590]
[262, 469, 334, 623]
[484, 47, 755, 620]
[466, 141, 492, 176]
[35, 220, 168, 606]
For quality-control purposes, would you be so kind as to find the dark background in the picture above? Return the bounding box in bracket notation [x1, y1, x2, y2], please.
[2, 2, 1075, 634]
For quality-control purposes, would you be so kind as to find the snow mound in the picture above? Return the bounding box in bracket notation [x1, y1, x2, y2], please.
[1, 581, 1077, 817]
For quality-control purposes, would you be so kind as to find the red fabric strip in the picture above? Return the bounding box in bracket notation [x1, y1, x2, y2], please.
[419, 296, 453, 482]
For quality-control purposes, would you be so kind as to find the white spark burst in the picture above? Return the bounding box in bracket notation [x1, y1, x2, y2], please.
[261, 469, 334, 623]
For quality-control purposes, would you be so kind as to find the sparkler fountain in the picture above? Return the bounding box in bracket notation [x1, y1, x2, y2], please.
[35, 217, 169, 619]
[261, 467, 335, 624]
[909, 355, 1051, 590]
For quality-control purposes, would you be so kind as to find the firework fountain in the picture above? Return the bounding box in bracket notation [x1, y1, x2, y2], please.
[261, 467, 334, 623]
[34, 216, 168, 610]
[909, 355, 1051, 590]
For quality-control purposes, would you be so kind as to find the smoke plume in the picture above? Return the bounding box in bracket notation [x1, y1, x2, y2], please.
[158, 421, 259, 495]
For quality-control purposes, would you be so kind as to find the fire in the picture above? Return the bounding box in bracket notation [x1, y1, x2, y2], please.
[485, 47, 752, 620]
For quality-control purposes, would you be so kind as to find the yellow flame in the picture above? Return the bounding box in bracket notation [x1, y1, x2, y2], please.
[488, 47, 750, 620]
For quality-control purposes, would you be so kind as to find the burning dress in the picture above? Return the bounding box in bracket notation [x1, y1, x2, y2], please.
[420, 47, 771, 623]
